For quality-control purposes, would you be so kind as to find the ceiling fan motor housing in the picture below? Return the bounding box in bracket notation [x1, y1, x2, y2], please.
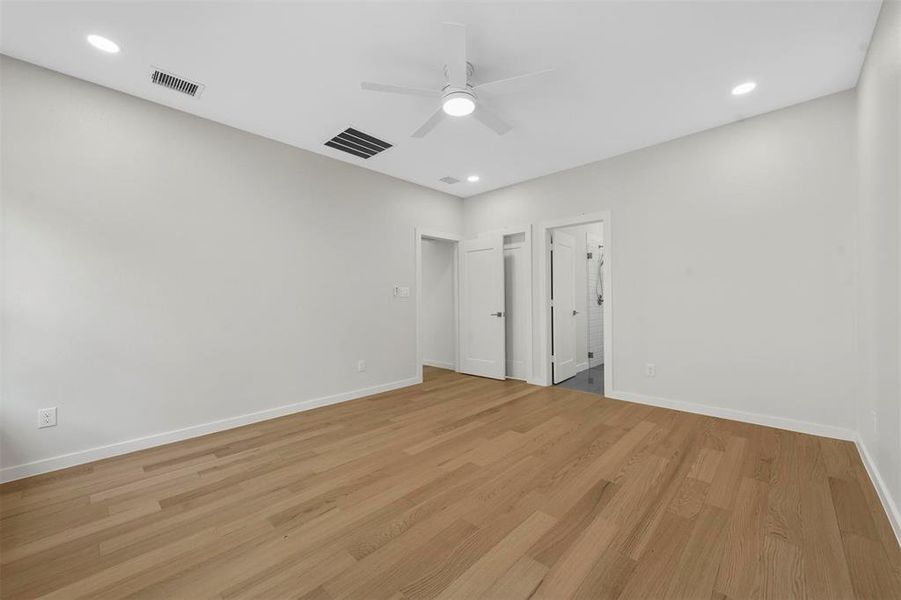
[444, 61, 475, 83]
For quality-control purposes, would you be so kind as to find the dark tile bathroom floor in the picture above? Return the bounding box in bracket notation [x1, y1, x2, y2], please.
[556, 364, 604, 395]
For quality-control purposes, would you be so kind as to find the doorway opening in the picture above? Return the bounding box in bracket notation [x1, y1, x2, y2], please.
[549, 223, 605, 394]
[453, 226, 532, 382]
[538, 212, 612, 395]
[415, 229, 461, 382]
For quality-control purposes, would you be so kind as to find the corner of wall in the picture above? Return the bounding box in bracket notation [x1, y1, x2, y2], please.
[855, 435, 901, 544]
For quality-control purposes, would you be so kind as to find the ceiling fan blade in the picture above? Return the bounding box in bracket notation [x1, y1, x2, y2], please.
[473, 105, 512, 136]
[443, 22, 467, 88]
[361, 82, 441, 98]
[412, 108, 446, 138]
[473, 68, 555, 93]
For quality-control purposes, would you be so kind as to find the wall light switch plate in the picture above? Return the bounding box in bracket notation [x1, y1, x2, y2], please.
[398, 286, 410, 298]
[38, 407, 57, 428]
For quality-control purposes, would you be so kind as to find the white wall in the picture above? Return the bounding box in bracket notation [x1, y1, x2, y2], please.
[421, 239, 456, 369]
[465, 90, 859, 436]
[0, 57, 462, 478]
[855, 0, 901, 532]
[554, 223, 603, 374]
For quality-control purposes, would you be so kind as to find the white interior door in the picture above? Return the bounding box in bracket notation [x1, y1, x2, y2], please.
[504, 236, 528, 380]
[552, 230, 578, 383]
[460, 234, 506, 379]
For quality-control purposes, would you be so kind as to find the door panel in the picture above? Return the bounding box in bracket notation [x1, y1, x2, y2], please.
[460, 234, 506, 379]
[504, 240, 528, 380]
[552, 230, 578, 383]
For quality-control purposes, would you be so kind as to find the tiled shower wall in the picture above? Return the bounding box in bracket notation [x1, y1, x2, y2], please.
[587, 234, 604, 367]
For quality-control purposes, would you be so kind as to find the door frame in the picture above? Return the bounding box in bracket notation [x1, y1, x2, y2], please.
[537, 212, 613, 391]
[478, 225, 534, 383]
[415, 228, 462, 383]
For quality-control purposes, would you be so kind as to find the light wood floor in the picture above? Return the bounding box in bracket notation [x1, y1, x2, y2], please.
[2, 367, 899, 599]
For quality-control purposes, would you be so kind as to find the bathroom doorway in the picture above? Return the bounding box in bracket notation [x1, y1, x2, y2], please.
[537, 212, 611, 395]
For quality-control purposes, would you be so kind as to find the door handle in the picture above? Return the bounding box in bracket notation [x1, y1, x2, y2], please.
[572, 310, 579, 316]
[491, 312, 504, 317]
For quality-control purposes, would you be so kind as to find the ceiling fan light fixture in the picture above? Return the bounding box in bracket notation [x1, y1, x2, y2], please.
[359, 23, 533, 136]
[442, 91, 475, 116]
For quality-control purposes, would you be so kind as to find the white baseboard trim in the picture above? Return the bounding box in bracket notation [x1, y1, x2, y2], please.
[423, 360, 456, 370]
[0, 376, 420, 484]
[605, 389, 857, 441]
[854, 436, 901, 545]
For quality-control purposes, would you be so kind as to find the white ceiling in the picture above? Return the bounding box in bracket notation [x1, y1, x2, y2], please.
[0, 1, 881, 197]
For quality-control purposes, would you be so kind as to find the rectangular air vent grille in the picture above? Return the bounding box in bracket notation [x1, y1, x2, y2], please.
[151, 68, 204, 97]
[439, 176, 460, 185]
[324, 128, 392, 159]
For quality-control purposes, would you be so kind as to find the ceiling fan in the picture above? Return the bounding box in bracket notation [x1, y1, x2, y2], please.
[361, 22, 553, 138]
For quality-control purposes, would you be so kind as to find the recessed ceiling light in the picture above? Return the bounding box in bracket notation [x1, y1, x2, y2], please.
[442, 91, 475, 117]
[467, 175, 480, 183]
[731, 81, 756, 96]
[87, 34, 120, 54]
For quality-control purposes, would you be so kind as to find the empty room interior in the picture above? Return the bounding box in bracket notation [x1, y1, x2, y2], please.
[1, 1, 900, 598]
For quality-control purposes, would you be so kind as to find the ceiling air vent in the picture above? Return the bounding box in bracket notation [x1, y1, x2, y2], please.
[324, 128, 392, 159]
[151, 68, 204, 97]
[439, 176, 460, 185]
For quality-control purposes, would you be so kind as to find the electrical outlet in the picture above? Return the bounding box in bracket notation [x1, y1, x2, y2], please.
[38, 407, 57, 428]
[645, 363, 656, 377]
[357, 360, 366, 372]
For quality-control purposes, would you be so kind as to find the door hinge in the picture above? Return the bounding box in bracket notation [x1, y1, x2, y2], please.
[588, 351, 594, 358]
[587, 251, 593, 259]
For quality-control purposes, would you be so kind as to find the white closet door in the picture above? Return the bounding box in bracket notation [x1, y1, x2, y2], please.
[460, 234, 506, 379]
[552, 230, 578, 383]
[504, 240, 529, 380]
